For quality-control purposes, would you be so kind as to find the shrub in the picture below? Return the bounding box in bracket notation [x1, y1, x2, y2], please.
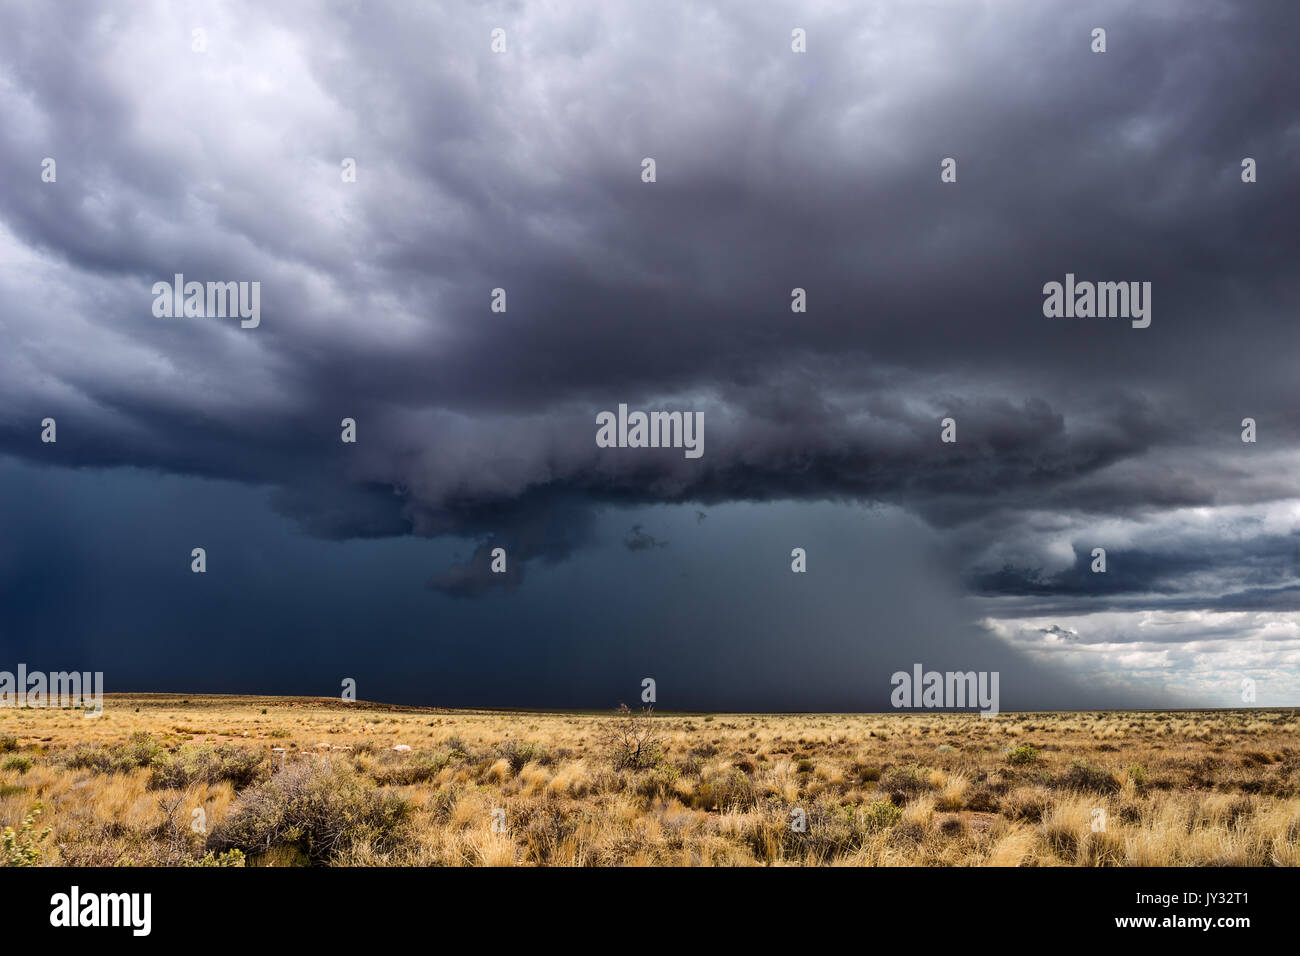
[965, 786, 1000, 813]
[756, 800, 902, 862]
[692, 769, 759, 811]
[1007, 744, 1040, 766]
[148, 744, 265, 791]
[602, 704, 664, 771]
[183, 849, 246, 867]
[63, 745, 116, 773]
[496, 740, 551, 773]
[2, 805, 51, 867]
[371, 749, 451, 786]
[207, 759, 412, 865]
[855, 763, 882, 783]
[1002, 786, 1052, 822]
[634, 763, 680, 801]
[1059, 759, 1120, 794]
[0, 734, 17, 753]
[62, 731, 163, 775]
[863, 799, 903, 831]
[118, 731, 164, 768]
[882, 764, 933, 800]
[2, 756, 32, 774]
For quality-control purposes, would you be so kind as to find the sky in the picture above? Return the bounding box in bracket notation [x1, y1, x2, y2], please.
[1, 0, 1297, 710]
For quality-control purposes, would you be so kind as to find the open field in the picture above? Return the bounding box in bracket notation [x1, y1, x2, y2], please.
[2, 695, 1298, 866]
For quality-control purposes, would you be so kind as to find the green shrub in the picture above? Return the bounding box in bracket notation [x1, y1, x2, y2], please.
[62, 731, 164, 775]
[118, 731, 164, 768]
[2, 756, 32, 774]
[2, 805, 51, 866]
[863, 799, 903, 831]
[1007, 744, 1040, 766]
[855, 763, 882, 783]
[63, 744, 116, 773]
[0, 734, 17, 753]
[148, 744, 265, 791]
[183, 849, 246, 867]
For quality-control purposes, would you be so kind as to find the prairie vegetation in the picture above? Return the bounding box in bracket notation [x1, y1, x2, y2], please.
[1, 695, 1297, 866]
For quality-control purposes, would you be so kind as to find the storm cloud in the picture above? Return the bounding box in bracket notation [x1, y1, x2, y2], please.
[1, 0, 1297, 707]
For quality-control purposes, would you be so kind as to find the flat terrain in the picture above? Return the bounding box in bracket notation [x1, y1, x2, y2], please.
[1, 695, 1297, 866]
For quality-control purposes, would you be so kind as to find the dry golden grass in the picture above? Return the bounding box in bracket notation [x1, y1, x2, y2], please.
[1, 695, 1297, 866]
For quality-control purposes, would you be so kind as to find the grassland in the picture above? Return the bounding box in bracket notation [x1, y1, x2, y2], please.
[1, 695, 1297, 866]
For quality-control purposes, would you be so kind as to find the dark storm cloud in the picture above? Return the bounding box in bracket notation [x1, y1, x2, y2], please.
[0, 0, 1297, 688]
[623, 525, 667, 551]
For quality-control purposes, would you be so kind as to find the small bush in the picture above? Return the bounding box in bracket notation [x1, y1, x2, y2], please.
[882, 764, 933, 800]
[1007, 744, 1040, 766]
[603, 704, 664, 771]
[692, 769, 759, 811]
[1059, 759, 1120, 794]
[63, 745, 116, 773]
[863, 799, 903, 831]
[854, 763, 882, 783]
[118, 731, 164, 768]
[2, 805, 51, 867]
[496, 740, 551, 773]
[0, 734, 17, 753]
[635, 763, 681, 801]
[149, 744, 265, 791]
[62, 731, 163, 775]
[183, 849, 246, 867]
[371, 749, 451, 786]
[207, 759, 411, 865]
[746, 800, 898, 862]
[2, 756, 33, 774]
[1002, 787, 1053, 822]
